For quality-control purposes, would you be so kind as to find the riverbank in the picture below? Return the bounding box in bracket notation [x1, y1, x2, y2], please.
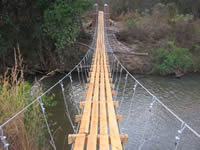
[108, 4, 200, 77]
[0, 32, 92, 76]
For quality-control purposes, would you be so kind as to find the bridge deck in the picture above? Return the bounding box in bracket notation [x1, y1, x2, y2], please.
[68, 11, 128, 150]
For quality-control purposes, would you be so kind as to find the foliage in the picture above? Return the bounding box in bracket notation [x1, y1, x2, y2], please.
[192, 44, 200, 71]
[0, 0, 92, 72]
[0, 0, 92, 51]
[152, 41, 192, 74]
[92, 0, 200, 18]
[170, 14, 194, 24]
[116, 2, 200, 74]
[43, 0, 92, 48]
[127, 19, 137, 29]
[0, 48, 56, 150]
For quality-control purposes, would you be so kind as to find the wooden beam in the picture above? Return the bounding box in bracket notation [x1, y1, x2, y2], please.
[75, 114, 123, 122]
[112, 91, 116, 96]
[87, 135, 97, 150]
[68, 134, 128, 145]
[79, 101, 119, 109]
[84, 90, 115, 96]
[86, 83, 114, 89]
[100, 135, 109, 150]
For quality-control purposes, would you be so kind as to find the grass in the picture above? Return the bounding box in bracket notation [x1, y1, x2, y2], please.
[0, 45, 53, 150]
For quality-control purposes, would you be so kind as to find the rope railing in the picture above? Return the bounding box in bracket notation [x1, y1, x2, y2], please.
[104, 12, 200, 150]
[0, 48, 93, 128]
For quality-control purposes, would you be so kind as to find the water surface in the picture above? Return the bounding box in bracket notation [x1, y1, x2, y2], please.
[42, 73, 200, 150]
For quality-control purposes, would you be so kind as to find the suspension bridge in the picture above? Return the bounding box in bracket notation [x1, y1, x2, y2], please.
[1, 4, 200, 150]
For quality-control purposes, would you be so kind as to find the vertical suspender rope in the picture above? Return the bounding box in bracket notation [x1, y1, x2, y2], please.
[174, 122, 186, 150]
[59, 81, 76, 133]
[138, 96, 157, 150]
[80, 63, 86, 91]
[126, 81, 138, 121]
[110, 55, 116, 83]
[69, 74, 80, 114]
[114, 62, 120, 86]
[85, 55, 89, 80]
[77, 67, 82, 86]
[0, 128, 9, 150]
[115, 67, 123, 99]
[111, 59, 117, 83]
[83, 58, 89, 82]
[118, 73, 129, 112]
[86, 53, 91, 81]
[39, 97, 57, 150]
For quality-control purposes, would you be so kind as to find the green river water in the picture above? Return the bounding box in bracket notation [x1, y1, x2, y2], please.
[41, 73, 200, 150]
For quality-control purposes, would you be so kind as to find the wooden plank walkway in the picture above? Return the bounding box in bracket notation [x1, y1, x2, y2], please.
[68, 11, 128, 150]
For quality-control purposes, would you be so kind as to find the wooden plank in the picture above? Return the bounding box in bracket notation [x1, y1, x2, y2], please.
[79, 100, 92, 134]
[87, 12, 101, 149]
[79, 44, 98, 134]
[90, 95, 99, 135]
[100, 52, 108, 135]
[87, 135, 97, 150]
[73, 134, 86, 150]
[90, 40, 100, 135]
[99, 12, 112, 150]
[99, 11, 123, 150]
[100, 135, 109, 150]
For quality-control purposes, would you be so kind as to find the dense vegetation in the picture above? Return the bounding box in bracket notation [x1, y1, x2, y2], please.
[102, 0, 200, 75]
[0, 1, 91, 149]
[95, 0, 200, 18]
[0, 0, 92, 73]
[0, 48, 55, 149]
[152, 41, 192, 74]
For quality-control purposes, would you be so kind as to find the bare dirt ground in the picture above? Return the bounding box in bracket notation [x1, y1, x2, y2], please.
[107, 23, 152, 73]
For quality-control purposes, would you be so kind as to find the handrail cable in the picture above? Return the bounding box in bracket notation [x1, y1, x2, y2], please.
[103, 13, 200, 139]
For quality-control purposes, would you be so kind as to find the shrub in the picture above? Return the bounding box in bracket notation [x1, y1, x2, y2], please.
[0, 47, 55, 150]
[152, 41, 192, 74]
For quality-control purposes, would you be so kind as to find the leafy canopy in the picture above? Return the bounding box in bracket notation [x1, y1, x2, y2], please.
[43, 0, 92, 48]
[152, 41, 192, 74]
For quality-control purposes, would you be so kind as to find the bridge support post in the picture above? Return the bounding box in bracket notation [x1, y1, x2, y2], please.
[104, 4, 110, 27]
[93, 4, 98, 28]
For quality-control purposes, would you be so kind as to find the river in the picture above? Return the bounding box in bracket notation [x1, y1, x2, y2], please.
[41, 73, 200, 150]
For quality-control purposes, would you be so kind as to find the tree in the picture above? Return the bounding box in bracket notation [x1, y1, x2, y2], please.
[43, 0, 92, 48]
[0, 0, 92, 71]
